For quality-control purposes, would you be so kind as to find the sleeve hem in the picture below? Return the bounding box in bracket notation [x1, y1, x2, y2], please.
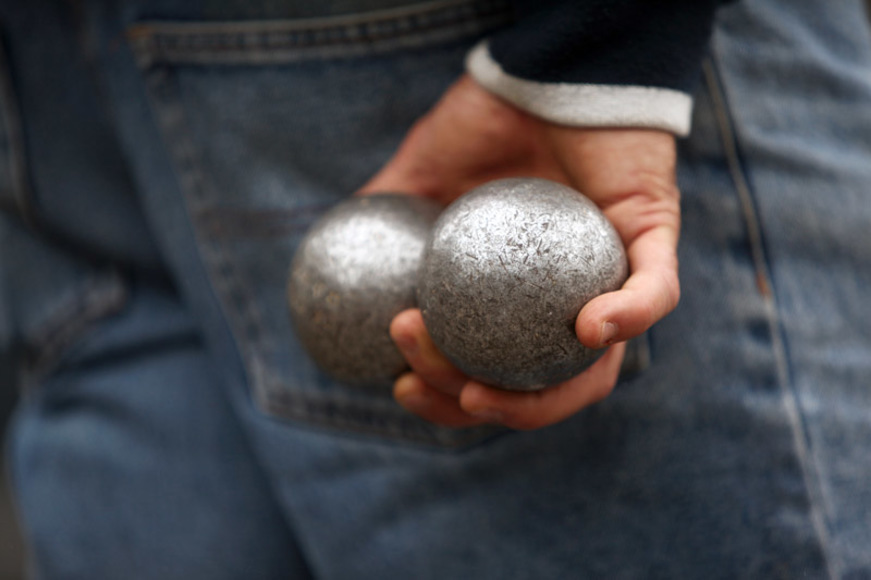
[466, 41, 693, 137]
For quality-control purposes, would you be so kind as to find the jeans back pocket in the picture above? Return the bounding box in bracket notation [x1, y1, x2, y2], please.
[128, 0, 514, 448]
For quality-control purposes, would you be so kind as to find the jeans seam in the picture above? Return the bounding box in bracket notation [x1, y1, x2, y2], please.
[20, 269, 128, 391]
[146, 69, 275, 419]
[127, 0, 512, 67]
[703, 55, 839, 580]
[259, 388, 504, 448]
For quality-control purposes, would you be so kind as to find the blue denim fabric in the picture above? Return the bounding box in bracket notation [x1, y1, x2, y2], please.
[1, 0, 870, 578]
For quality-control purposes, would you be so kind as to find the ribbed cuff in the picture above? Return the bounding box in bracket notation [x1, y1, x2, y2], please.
[466, 41, 694, 136]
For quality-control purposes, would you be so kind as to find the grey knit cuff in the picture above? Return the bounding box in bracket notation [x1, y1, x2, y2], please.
[466, 41, 693, 137]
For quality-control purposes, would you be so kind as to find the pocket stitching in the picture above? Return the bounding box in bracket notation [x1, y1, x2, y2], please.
[127, 0, 512, 67]
[134, 43, 500, 449]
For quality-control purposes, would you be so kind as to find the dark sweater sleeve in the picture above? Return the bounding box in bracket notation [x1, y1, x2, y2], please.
[466, 0, 727, 136]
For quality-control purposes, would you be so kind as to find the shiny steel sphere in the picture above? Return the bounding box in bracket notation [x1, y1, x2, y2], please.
[288, 194, 441, 388]
[418, 178, 627, 391]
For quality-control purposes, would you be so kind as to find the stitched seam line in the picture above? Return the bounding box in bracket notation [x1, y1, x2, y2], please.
[128, 0, 511, 66]
[703, 56, 839, 580]
[144, 71, 275, 413]
[21, 270, 128, 389]
[258, 387, 503, 449]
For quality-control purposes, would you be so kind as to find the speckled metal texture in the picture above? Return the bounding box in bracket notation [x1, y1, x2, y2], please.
[288, 194, 442, 388]
[419, 178, 628, 391]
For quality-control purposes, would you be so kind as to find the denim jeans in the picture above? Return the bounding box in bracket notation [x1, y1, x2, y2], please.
[1, 0, 870, 578]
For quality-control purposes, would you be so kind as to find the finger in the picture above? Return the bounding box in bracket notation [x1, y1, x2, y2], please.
[390, 309, 469, 396]
[458, 342, 626, 430]
[576, 225, 680, 348]
[394, 373, 486, 428]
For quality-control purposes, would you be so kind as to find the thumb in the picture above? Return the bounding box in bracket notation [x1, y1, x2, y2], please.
[545, 127, 682, 348]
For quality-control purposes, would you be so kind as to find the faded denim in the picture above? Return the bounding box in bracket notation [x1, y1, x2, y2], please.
[1, 0, 870, 578]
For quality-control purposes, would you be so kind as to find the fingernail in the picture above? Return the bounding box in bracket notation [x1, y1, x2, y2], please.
[468, 408, 504, 424]
[600, 322, 619, 346]
[394, 333, 418, 356]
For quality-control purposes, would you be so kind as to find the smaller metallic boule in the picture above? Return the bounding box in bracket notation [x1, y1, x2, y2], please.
[418, 178, 628, 391]
[288, 194, 441, 388]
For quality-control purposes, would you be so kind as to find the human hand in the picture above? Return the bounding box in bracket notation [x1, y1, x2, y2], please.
[358, 75, 680, 430]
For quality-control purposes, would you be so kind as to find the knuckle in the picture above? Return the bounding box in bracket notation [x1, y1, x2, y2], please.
[627, 169, 680, 205]
[658, 268, 681, 314]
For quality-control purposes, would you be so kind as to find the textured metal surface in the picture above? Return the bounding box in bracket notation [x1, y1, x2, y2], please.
[419, 178, 628, 391]
[288, 194, 441, 388]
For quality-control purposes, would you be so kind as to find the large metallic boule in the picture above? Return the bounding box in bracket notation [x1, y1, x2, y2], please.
[418, 178, 628, 391]
[288, 194, 441, 388]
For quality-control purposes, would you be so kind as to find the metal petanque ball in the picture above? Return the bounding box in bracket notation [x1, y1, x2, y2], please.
[418, 178, 628, 391]
[288, 194, 441, 388]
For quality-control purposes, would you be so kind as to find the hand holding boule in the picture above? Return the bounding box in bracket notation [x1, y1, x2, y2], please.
[360, 75, 681, 430]
[419, 178, 627, 391]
